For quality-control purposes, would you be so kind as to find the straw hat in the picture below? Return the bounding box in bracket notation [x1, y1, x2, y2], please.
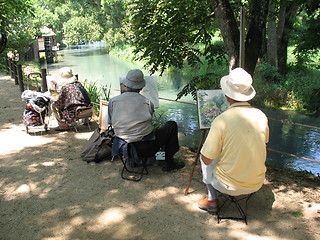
[220, 68, 256, 101]
[57, 67, 76, 84]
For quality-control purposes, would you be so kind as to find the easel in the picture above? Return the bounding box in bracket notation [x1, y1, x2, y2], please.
[184, 89, 229, 195]
[184, 129, 207, 195]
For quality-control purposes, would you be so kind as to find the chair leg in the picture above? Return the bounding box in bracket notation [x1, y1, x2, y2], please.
[120, 156, 148, 181]
[73, 124, 78, 133]
[85, 117, 91, 131]
[217, 193, 254, 224]
[72, 117, 91, 133]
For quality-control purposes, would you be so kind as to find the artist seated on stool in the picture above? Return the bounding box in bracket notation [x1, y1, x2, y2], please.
[52, 67, 92, 131]
[108, 69, 185, 172]
[197, 68, 269, 212]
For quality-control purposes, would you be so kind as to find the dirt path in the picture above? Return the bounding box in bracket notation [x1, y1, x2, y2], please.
[0, 73, 319, 240]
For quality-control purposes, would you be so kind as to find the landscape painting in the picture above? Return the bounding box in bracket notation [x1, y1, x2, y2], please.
[197, 89, 229, 129]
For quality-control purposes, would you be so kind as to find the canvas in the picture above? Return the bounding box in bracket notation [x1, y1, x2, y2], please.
[197, 89, 229, 129]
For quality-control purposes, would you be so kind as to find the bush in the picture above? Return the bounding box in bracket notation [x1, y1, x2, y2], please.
[253, 63, 320, 115]
[255, 63, 281, 83]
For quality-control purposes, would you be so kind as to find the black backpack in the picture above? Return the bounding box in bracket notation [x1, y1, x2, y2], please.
[81, 126, 114, 163]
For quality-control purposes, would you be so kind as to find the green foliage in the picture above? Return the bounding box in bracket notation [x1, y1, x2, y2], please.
[176, 60, 228, 100]
[32, 0, 128, 48]
[0, 0, 34, 32]
[255, 63, 281, 83]
[101, 0, 127, 29]
[63, 16, 103, 45]
[128, 0, 220, 75]
[252, 64, 320, 116]
[0, 0, 37, 56]
[83, 81, 111, 112]
[103, 29, 127, 48]
[152, 112, 167, 130]
[291, 1, 320, 69]
[291, 211, 303, 218]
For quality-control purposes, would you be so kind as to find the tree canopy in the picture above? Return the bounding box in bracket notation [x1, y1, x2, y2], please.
[1, 0, 319, 88]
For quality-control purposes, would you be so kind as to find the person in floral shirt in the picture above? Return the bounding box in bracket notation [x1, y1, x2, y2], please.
[52, 67, 91, 131]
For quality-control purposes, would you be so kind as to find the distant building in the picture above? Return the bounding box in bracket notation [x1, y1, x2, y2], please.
[27, 26, 59, 63]
[37, 26, 59, 63]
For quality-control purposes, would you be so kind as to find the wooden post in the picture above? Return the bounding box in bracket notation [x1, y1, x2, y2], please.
[239, 7, 246, 68]
[184, 129, 207, 196]
[9, 60, 14, 78]
[17, 64, 24, 92]
[5, 57, 10, 73]
[13, 61, 19, 85]
[41, 68, 48, 92]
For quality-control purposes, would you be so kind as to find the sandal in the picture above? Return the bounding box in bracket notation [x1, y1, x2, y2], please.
[197, 195, 218, 213]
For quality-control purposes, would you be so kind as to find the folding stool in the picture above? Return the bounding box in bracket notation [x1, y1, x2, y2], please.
[217, 192, 255, 224]
[120, 153, 149, 182]
[118, 140, 156, 182]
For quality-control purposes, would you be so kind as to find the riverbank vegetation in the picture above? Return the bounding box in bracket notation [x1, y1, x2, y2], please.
[1, 0, 319, 116]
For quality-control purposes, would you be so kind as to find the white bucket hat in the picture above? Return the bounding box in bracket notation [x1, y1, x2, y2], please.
[220, 68, 256, 101]
[58, 67, 76, 84]
[121, 69, 146, 89]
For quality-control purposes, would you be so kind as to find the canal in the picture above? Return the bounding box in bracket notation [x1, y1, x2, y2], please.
[47, 46, 320, 176]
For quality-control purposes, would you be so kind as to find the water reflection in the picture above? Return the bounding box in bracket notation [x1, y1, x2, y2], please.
[47, 47, 320, 176]
[263, 108, 320, 175]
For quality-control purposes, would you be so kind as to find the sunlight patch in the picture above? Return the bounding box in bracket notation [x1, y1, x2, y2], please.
[41, 161, 55, 166]
[0, 126, 54, 155]
[145, 189, 168, 199]
[99, 208, 125, 223]
[16, 184, 31, 193]
[89, 208, 126, 231]
[70, 216, 85, 226]
[75, 132, 92, 140]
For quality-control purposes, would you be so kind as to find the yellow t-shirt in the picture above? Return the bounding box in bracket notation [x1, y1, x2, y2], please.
[201, 102, 269, 191]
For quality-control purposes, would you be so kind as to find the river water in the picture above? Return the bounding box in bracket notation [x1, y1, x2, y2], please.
[47, 46, 320, 176]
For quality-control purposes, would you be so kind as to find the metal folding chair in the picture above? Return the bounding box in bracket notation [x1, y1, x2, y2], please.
[72, 106, 93, 132]
[217, 192, 255, 224]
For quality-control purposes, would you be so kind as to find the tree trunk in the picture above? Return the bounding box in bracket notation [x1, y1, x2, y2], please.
[244, 0, 269, 75]
[209, 0, 239, 70]
[267, 2, 278, 67]
[277, 1, 299, 74]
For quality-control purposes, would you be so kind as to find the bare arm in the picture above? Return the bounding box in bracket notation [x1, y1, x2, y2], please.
[200, 154, 213, 165]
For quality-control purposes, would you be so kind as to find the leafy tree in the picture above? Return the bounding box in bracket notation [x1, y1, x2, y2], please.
[101, 0, 128, 47]
[128, 0, 270, 76]
[265, 0, 320, 74]
[33, 0, 127, 47]
[128, 0, 220, 75]
[63, 16, 103, 45]
[0, 0, 36, 54]
[101, 0, 127, 29]
[0, 0, 34, 32]
[292, 1, 320, 69]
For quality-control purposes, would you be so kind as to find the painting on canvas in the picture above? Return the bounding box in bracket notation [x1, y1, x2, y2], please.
[197, 89, 229, 129]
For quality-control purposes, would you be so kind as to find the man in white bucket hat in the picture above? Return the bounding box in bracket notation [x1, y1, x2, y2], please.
[197, 68, 269, 212]
[108, 69, 185, 172]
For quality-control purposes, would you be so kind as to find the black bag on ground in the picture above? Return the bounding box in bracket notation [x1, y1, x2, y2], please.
[81, 126, 114, 163]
